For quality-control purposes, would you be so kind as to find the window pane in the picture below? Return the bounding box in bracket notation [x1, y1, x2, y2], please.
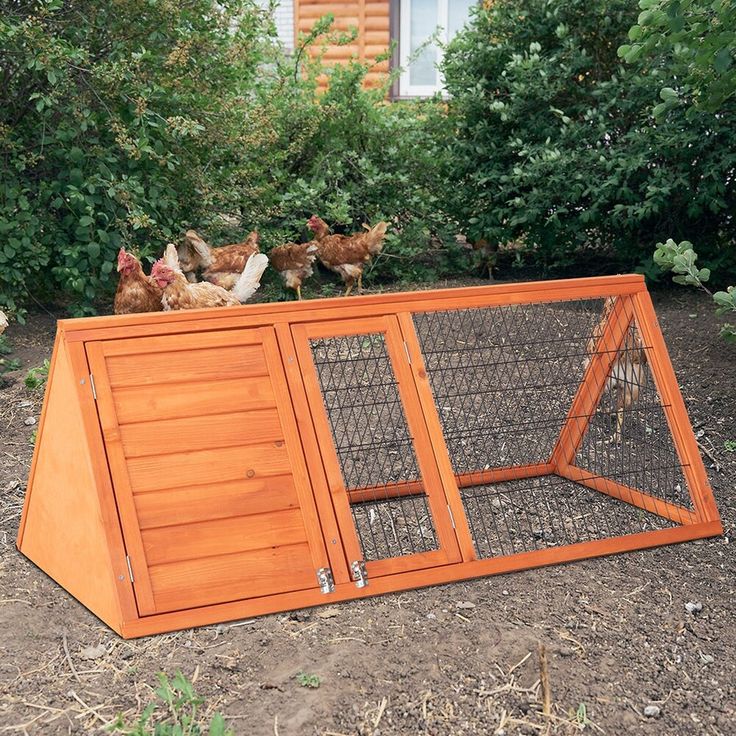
[409, 0, 438, 87]
[448, 0, 474, 39]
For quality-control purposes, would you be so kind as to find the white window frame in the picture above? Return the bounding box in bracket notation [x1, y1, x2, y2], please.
[398, 0, 450, 97]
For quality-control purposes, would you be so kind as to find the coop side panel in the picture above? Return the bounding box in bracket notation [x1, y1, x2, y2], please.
[16, 333, 127, 634]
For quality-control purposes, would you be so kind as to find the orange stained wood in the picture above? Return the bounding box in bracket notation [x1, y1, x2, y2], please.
[83, 327, 329, 616]
[295, 0, 390, 92]
[16, 275, 722, 638]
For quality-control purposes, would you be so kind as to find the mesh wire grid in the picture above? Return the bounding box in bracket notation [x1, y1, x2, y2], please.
[413, 298, 690, 558]
[309, 333, 438, 561]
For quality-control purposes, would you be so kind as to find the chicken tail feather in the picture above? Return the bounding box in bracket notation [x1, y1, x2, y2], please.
[163, 243, 182, 272]
[367, 221, 388, 255]
[184, 230, 214, 268]
[232, 253, 269, 303]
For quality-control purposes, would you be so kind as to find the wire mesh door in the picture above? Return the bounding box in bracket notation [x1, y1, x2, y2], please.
[292, 316, 462, 580]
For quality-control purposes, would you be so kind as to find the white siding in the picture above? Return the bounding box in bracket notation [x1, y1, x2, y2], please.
[258, 0, 295, 50]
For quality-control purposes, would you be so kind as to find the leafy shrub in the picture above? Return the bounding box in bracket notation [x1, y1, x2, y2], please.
[211, 27, 469, 288]
[441, 0, 736, 277]
[110, 671, 233, 736]
[654, 239, 736, 341]
[1, 6, 467, 314]
[0, 0, 271, 316]
[619, 0, 736, 115]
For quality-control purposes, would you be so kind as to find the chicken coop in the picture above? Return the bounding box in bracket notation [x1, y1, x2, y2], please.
[18, 275, 721, 637]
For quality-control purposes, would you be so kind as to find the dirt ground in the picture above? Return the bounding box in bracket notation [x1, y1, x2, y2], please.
[0, 282, 734, 735]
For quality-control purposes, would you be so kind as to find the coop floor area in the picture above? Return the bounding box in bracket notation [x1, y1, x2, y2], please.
[350, 475, 674, 562]
[1, 285, 734, 736]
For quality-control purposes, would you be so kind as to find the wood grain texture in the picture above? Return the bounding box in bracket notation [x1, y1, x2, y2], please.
[134, 475, 299, 529]
[126, 442, 291, 493]
[105, 344, 268, 388]
[142, 509, 308, 566]
[112, 376, 276, 425]
[122, 521, 723, 637]
[120, 408, 284, 457]
[18, 335, 128, 631]
[148, 543, 316, 612]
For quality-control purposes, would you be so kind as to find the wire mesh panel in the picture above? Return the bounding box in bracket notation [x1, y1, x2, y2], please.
[572, 318, 693, 518]
[412, 297, 694, 559]
[309, 332, 439, 561]
[413, 300, 608, 472]
[460, 476, 673, 559]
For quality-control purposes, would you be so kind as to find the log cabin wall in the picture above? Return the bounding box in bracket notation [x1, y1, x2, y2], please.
[295, 0, 392, 89]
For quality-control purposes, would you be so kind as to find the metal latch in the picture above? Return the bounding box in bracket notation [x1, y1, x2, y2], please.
[89, 374, 97, 401]
[317, 567, 335, 594]
[125, 555, 134, 583]
[351, 560, 368, 588]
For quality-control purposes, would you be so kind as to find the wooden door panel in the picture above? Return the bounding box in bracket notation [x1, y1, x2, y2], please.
[112, 376, 276, 424]
[87, 327, 329, 615]
[134, 476, 299, 529]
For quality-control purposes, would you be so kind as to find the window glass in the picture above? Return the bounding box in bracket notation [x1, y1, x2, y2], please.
[409, 0, 439, 87]
[448, 0, 474, 38]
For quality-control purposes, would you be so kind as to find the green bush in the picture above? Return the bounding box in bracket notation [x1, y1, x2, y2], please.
[441, 0, 736, 277]
[619, 0, 736, 115]
[208, 26, 469, 287]
[0, 0, 271, 316]
[1, 6, 467, 314]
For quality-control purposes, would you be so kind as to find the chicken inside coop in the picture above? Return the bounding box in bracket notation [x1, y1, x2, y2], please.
[587, 297, 647, 442]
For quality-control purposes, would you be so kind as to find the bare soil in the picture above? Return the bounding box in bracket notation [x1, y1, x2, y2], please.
[0, 283, 734, 735]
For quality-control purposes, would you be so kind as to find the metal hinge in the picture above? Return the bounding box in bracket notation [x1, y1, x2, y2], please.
[447, 504, 456, 529]
[351, 560, 368, 588]
[316, 567, 334, 594]
[125, 555, 134, 583]
[89, 373, 97, 401]
[403, 341, 412, 365]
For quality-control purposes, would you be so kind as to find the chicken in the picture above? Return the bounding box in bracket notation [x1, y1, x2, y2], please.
[587, 297, 647, 442]
[307, 216, 388, 296]
[114, 247, 165, 315]
[269, 242, 318, 300]
[151, 252, 269, 311]
[177, 229, 260, 289]
[0, 311, 8, 336]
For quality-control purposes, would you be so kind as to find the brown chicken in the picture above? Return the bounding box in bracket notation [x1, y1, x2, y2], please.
[269, 242, 318, 300]
[114, 248, 165, 315]
[587, 297, 647, 442]
[177, 229, 260, 289]
[151, 251, 269, 311]
[307, 216, 388, 296]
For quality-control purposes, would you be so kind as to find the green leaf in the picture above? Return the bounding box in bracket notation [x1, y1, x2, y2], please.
[79, 215, 94, 227]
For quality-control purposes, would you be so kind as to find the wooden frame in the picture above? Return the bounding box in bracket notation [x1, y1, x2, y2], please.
[17, 275, 722, 637]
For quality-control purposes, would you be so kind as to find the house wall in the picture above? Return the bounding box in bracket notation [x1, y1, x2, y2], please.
[296, 0, 392, 89]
